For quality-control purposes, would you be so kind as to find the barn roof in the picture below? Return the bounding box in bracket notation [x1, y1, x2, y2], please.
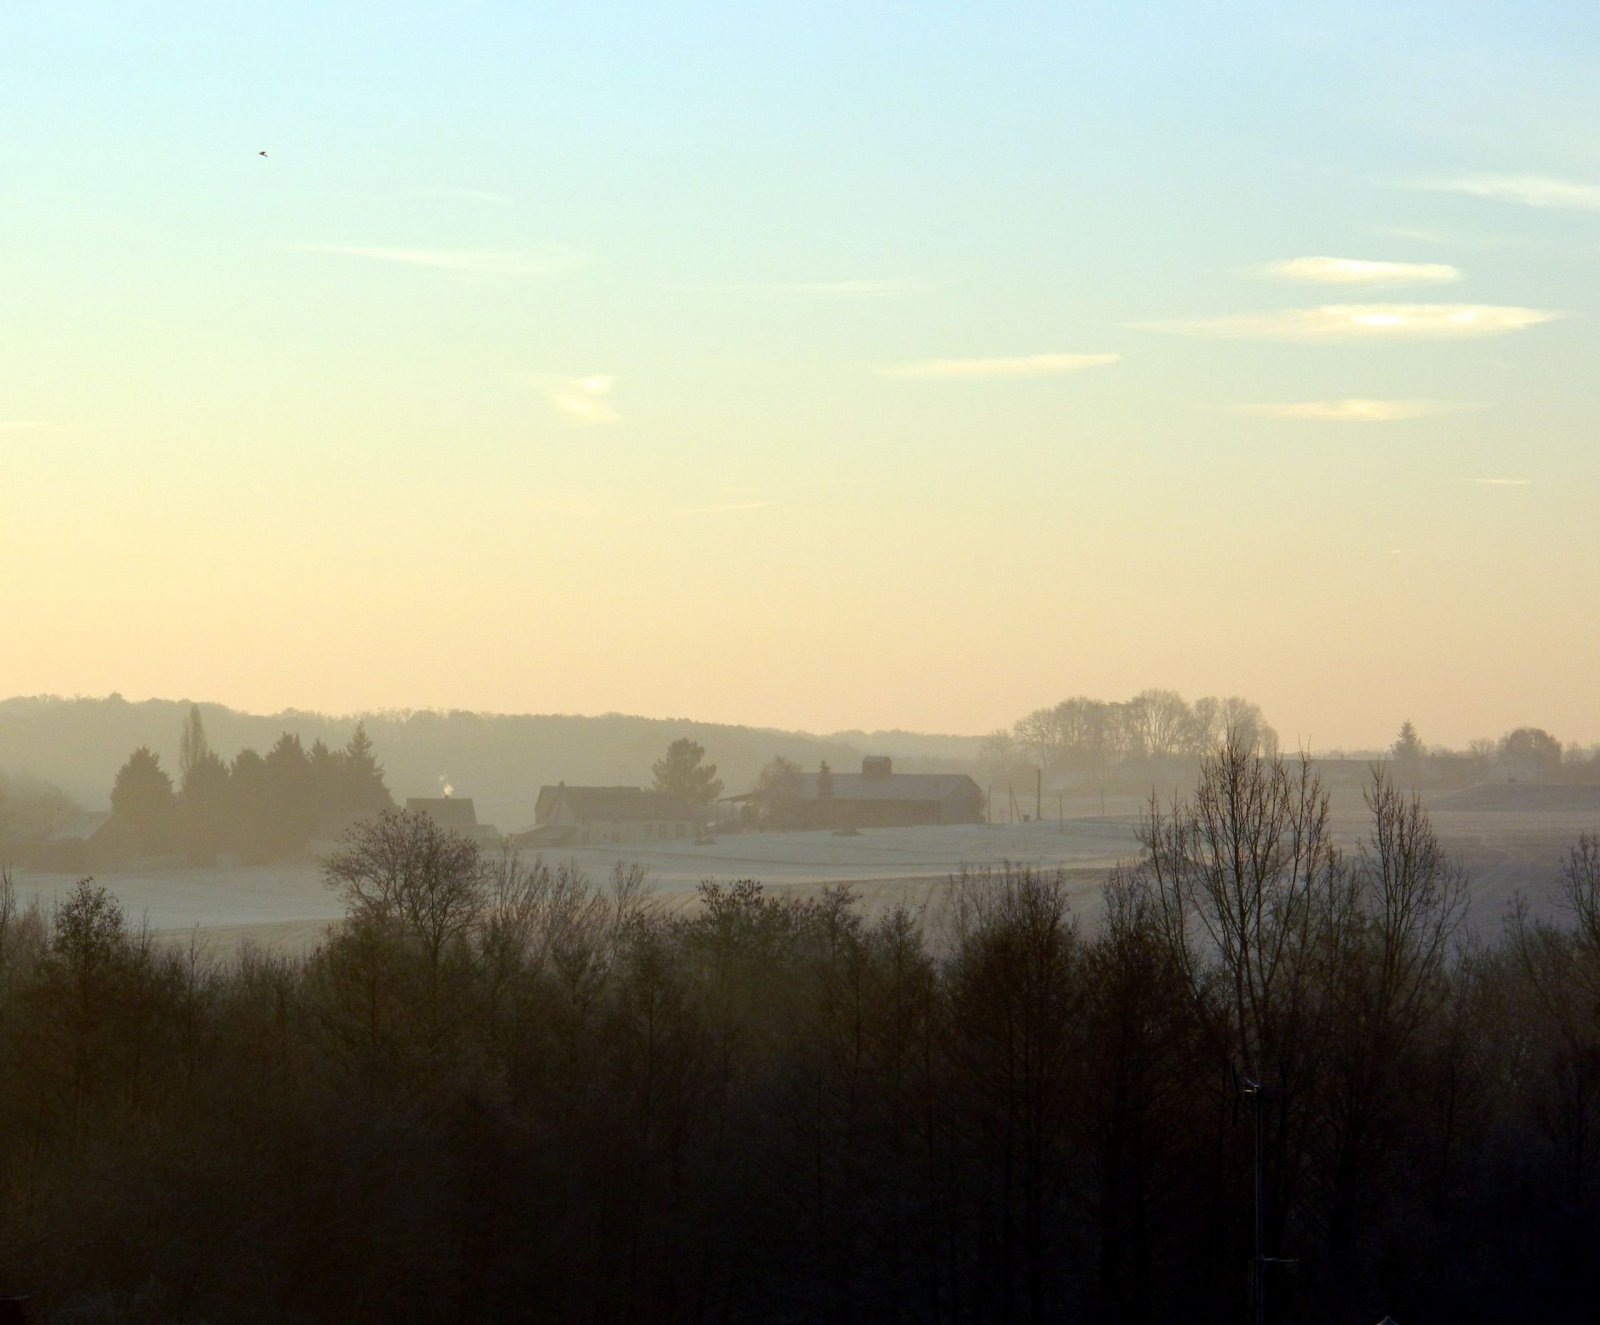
[732, 773, 979, 804]
[42, 810, 114, 843]
[537, 785, 702, 822]
[405, 797, 479, 829]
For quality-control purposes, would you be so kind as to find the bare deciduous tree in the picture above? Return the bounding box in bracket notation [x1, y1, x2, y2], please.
[323, 808, 486, 989]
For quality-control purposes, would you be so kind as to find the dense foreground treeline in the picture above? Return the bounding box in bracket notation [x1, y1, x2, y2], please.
[1, 745, 1598, 1322]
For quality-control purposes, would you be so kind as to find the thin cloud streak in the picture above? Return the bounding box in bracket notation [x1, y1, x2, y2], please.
[665, 278, 935, 297]
[1466, 477, 1534, 486]
[876, 352, 1120, 380]
[296, 244, 586, 276]
[543, 375, 619, 426]
[1140, 304, 1559, 341]
[1241, 399, 1472, 422]
[1261, 256, 1461, 286]
[1435, 174, 1600, 212]
[1362, 223, 1515, 250]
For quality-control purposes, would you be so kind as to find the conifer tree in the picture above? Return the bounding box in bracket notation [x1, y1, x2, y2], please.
[110, 746, 177, 854]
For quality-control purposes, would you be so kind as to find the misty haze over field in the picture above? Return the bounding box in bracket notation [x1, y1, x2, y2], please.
[5, 1, 1600, 1321]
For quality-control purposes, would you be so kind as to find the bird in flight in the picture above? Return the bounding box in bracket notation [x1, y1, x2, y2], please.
[258, 149, 268, 157]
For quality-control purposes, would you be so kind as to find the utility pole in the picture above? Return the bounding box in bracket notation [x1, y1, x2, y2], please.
[1239, 1073, 1296, 1325]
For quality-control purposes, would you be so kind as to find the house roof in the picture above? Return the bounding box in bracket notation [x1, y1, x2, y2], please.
[43, 810, 114, 843]
[405, 797, 479, 829]
[733, 773, 980, 804]
[536, 785, 702, 823]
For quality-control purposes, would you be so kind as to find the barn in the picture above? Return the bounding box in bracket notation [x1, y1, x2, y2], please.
[403, 796, 501, 845]
[731, 757, 983, 829]
[527, 785, 704, 846]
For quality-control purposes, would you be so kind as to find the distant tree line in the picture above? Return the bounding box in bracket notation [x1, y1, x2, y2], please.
[1387, 718, 1600, 783]
[1, 747, 1598, 1320]
[107, 706, 394, 863]
[984, 689, 1278, 787]
[986, 692, 1600, 790]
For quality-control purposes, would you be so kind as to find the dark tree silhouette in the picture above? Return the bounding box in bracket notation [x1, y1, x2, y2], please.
[652, 738, 722, 806]
[178, 704, 211, 785]
[1500, 726, 1563, 779]
[341, 721, 394, 815]
[109, 746, 176, 854]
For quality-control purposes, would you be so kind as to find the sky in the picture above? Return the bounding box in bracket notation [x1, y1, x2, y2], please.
[3, 1, 1599, 750]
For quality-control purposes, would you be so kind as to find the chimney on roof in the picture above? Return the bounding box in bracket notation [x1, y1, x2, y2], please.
[862, 756, 892, 779]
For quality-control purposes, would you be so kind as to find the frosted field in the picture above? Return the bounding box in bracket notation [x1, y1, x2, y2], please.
[10, 801, 1590, 957]
[10, 818, 1145, 955]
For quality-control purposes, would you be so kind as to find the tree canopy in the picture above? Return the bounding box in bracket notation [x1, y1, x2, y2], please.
[652, 738, 723, 805]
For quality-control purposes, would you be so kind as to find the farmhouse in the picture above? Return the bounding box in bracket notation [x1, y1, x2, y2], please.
[732, 756, 983, 829]
[527, 784, 704, 846]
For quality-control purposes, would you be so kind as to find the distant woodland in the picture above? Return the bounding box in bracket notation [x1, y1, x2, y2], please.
[985, 690, 1600, 791]
[0, 695, 981, 831]
[2, 694, 1596, 865]
[103, 707, 395, 864]
[0, 743, 1598, 1321]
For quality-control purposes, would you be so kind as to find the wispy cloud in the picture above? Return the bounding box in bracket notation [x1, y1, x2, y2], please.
[876, 352, 1120, 380]
[296, 244, 586, 276]
[1433, 174, 1600, 212]
[1362, 224, 1514, 250]
[1240, 399, 1473, 422]
[677, 499, 779, 516]
[1139, 304, 1559, 341]
[1261, 256, 1461, 286]
[666, 278, 934, 298]
[1465, 477, 1534, 486]
[542, 375, 619, 426]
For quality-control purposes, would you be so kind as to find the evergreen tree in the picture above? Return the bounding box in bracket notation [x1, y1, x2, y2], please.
[262, 734, 313, 856]
[227, 748, 272, 862]
[652, 738, 723, 806]
[1392, 719, 1423, 762]
[341, 721, 394, 815]
[307, 739, 343, 837]
[179, 750, 231, 864]
[178, 704, 211, 785]
[109, 746, 177, 855]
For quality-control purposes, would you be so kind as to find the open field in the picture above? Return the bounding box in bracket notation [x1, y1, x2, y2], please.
[10, 797, 1595, 957]
[11, 819, 1143, 955]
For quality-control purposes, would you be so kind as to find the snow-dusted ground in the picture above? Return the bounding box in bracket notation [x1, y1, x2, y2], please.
[10, 804, 1586, 958]
[10, 818, 1145, 955]
[10, 861, 346, 936]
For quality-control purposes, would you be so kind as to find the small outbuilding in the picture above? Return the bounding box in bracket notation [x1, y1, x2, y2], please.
[403, 796, 501, 845]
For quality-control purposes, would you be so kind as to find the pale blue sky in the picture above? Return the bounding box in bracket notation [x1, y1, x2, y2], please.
[3, 2, 1598, 747]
